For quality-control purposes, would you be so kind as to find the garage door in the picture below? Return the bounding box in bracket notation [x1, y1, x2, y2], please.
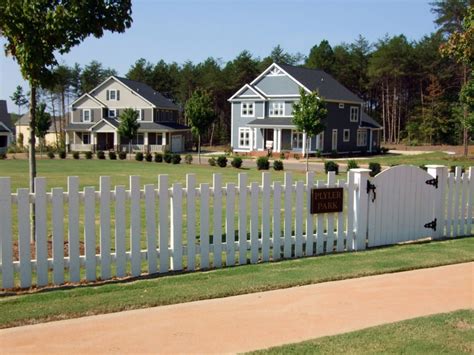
[171, 135, 182, 152]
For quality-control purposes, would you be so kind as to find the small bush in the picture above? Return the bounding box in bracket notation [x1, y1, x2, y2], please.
[324, 161, 339, 175]
[108, 151, 117, 160]
[369, 162, 381, 177]
[135, 152, 144, 161]
[145, 153, 153, 162]
[185, 154, 193, 164]
[0, 152, 7, 160]
[231, 156, 243, 168]
[273, 160, 284, 171]
[293, 154, 300, 160]
[347, 159, 359, 170]
[330, 149, 338, 157]
[72, 151, 80, 160]
[118, 151, 127, 160]
[279, 152, 285, 160]
[171, 154, 181, 164]
[84, 151, 93, 159]
[47, 151, 55, 159]
[96, 151, 105, 160]
[217, 155, 228, 168]
[59, 150, 66, 159]
[380, 147, 389, 154]
[208, 157, 216, 166]
[164, 151, 172, 163]
[154, 153, 163, 163]
[256, 156, 270, 170]
[316, 149, 322, 158]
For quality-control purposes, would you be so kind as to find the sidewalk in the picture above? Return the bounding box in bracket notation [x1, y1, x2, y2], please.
[1, 262, 472, 354]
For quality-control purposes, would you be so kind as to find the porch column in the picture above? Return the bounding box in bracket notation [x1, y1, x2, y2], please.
[316, 134, 320, 151]
[162, 132, 167, 146]
[369, 130, 373, 153]
[65, 132, 70, 152]
[92, 132, 97, 152]
[114, 131, 119, 151]
[275, 129, 281, 153]
[144, 132, 149, 153]
[302, 132, 307, 156]
[249, 128, 254, 152]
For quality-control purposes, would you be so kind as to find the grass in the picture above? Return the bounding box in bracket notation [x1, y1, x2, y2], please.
[0, 237, 472, 329]
[249, 309, 474, 354]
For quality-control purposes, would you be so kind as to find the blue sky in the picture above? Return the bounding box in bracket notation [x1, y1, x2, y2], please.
[1, 0, 437, 111]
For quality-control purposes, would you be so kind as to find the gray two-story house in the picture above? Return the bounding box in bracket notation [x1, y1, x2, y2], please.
[229, 63, 382, 155]
[66, 76, 190, 153]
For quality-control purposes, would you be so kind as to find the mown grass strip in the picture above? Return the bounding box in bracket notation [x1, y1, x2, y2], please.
[249, 309, 474, 354]
[0, 237, 473, 329]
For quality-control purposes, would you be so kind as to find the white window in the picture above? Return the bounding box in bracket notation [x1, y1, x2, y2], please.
[241, 102, 254, 117]
[357, 130, 367, 147]
[109, 89, 118, 101]
[136, 109, 143, 121]
[292, 131, 303, 150]
[108, 109, 116, 118]
[82, 109, 91, 122]
[343, 129, 350, 142]
[350, 106, 359, 122]
[269, 102, 284, 116]
[81, 132, 90, 144]
[339, 103, 345, 109]
[238, 127, 251, 148]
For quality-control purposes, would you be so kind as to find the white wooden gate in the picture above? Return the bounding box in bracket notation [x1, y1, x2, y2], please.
[367, 165, 437, 247]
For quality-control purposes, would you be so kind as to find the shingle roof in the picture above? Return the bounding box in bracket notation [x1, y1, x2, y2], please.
[65, 123, 94, 131]
[0, 100, 13, 131]
[247, 118, 295, 126]
[360, 111, 382, 129]
[115, 77, 179, 110]
[138, 121, 190, 131]
[277, 64, 363, 103]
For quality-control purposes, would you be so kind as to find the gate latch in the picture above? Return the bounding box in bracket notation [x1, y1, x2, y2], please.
[366, 180, 376, 203]
[424, 218, 437, 231]
[425, 176, 438, 189]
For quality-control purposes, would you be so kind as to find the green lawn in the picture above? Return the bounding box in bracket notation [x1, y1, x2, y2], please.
[0, 237, 472, 329]
[250, 309, 474, 354]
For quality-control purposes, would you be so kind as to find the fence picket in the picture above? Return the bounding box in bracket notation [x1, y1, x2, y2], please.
[115, 186, 126, 277]
[316, 180, 325, 255]
[67, 177, 80, 282]
[52, 188, 64, 285]
[238, 174, 247, 265]
[130, 176, 141, 277]
[326, 172, 336, 253]
[346, 171, 355, 251]
[305, 172, 315, 256]
[17, 188, 31, 288]
[84, 186, 96, 281]
[200, 183, 210, 269]
[213, 174, 222, 268]
[446, 173, 454, 237]
[99, 176, 111, 280]
[453, 167, 462, 237]
[187, 174, 196, 271]
[35, 177, 48, 286]
[171, 183, 183, 271]
[336, 180, 344, 252]
[461, 173, 468, 236]
[295, 181, 303, 257]
[261, 173, 271, 262]
[159, 175, 169, 273]
[0, 178, 13, 289]
[468, 168, 474, 235]
[145, 184, 157, 274]
[250, 182, 259, 264]
[225, 183, 236, 266]
[272, 181, 282, 261]
[284, 172, 293, 258]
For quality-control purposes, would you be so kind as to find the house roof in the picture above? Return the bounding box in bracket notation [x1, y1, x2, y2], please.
[114, 77, 179, 110]
[138, 121, 190, 131]
[360, 111, 382, 129]
[277, 64, 363, 103]
[247, 118, 295, 127]
[65, 123, 95, 131]
[16, 113, 66, 133]
[0, 100, 13, 132]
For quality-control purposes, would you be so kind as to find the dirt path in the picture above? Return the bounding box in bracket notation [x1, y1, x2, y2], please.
[1, 262, 472, 354]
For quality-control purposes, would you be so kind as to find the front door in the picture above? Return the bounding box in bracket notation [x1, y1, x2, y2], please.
[331, 129, 338, 151]
[97, 133, 114, 151]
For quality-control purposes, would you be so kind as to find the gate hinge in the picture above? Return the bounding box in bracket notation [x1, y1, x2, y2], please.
[424, 218, 437, 231]
[425, 176, 438, 189]
[366, 180, 376, 202]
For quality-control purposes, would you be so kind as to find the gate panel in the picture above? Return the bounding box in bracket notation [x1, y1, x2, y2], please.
[368, 165, 436, 247]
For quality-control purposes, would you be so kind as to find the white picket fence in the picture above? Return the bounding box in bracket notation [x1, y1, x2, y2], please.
[0, 165, 472, 290]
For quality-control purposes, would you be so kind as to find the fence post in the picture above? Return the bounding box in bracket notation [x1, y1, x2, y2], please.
[426, 165, 447, 239]
[352, 169, 371, 251]
[0, 177, 13, 289]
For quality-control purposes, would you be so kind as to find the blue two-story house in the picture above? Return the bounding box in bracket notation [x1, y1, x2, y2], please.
[228, 63, 382, 156]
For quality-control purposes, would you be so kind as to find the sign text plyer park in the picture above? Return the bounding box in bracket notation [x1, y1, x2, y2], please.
[310, 187, 344, 214]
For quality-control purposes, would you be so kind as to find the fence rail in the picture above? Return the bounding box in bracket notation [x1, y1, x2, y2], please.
[0, 165, 472, 290]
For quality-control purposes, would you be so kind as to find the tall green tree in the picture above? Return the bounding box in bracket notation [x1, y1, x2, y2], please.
[185, 89, 216, 164]
[431, 0, 470, 35]
[126, 58, 154, 85]
[35, 103, 51, 157]
[80, 60, 118, 94]
[10, 85, 28, 115]
[292, 88, 327, 171]
[117, 108, 140, 159]
[305, 40, 335, 72]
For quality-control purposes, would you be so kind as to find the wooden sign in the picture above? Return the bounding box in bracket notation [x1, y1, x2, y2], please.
[310, 188, 343, 214]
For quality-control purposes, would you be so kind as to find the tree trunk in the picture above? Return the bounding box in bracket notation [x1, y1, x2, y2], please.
[305, 136, 309, 172]
[209, 123, 214, 147]
[29, 85, 37, 242]
[129, 141, 132, 160]
[198, 134, 201, 164]
[382, 82, 386, 143]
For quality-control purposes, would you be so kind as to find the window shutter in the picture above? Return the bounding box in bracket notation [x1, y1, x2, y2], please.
[91, 110, 94, 121]
[141, 109, 144, 120]
[81, 110, 83, 121]
[106, 90, 109, 100]
[117, 90, 120, 101]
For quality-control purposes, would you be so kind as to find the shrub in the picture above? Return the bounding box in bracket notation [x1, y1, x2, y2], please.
[347, 159, 359, 170]
[324, 161, 339, 175]
[185, 154, 193, 164]
[163, 151, 172, 163]
[231, 156, 243, 168]
[217, 155, 228, 168]
[108, 151, 117, 160]
[154, 153, 163, 163]
[47, 151, 55, 159]
[369, 162, 381, 177]
[72, 151, 80, 160]
[118, 151, 127, 160]
[279, 152, 285, 160]
[273, 160, 284, 171]
[330, 149, 338, 157]
[135, 152, 144, 161]
[0, 152, 7, 160]
[96, 151, 105, 160]
[293, 154, 300, 160]
[84, 151, 93, 160]
[145, 153, 153, 162]
[208, 157, 216, 166]
[171, 154, 181, 164]
[59, 150, 66, 159]
[316, 149, 322, 158]
[380, 147, 389, 155]
[256, 156, 270, 170]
